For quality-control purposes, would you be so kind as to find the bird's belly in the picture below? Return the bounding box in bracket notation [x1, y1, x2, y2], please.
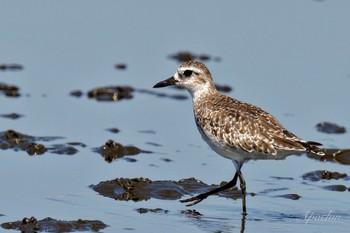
[196, 123, 246, 161]
[203, 135, 247, 161]
[197, 123, 296, 163]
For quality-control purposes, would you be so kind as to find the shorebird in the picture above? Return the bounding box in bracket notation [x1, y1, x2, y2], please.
[153, 61, 323, 214]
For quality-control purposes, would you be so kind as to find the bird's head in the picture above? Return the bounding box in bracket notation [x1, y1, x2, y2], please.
[153, 61, 215, 97]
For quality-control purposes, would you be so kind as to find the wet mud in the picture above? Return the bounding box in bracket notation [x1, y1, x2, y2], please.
[138, 130, 156, 134]
[136, 208, 169, 214]
[145, 142, 162, 147]
[91, 177, 242, 203]
[87, 86, 134, 101]
[307, 149, 350, 165]
[69, 90, 84, 98]
[270, 176, 294, 180]
[302, 170, 348, 181]
[0, 63, 23, 71]
[168, 51, 221, 63]
[322, 185, 348, 192]
[1, 216, 107, 233]
[0, 130, 81, 156]
[161, 158, 173, 162]
[115, 63, 127, 70]
[302, 170, 349, 192]
[106, 128, 120, 134]
[316, 121, 346, 134]
[259, 187, 289, 194]
[72, 85, 189, 102]
[93, 139, 152, 163]
[181, 209, 203, 218]
[276, 194, 301, 200]
[0, 113, 24, 120]
[0, 83, 20, 97]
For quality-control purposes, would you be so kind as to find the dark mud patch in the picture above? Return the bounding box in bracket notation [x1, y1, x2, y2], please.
[168, 51, 221, 63]
[88, 86, 134, 101]
[115, 63, 127, 70]
[93, 140, 152, 163]
[0, 130, 80, 155]
[323, 185, 348, 192]
[316, 122, 346, 134]
[0, 83, 20, 97]
[1, 216, 107, 232]
[47, 144, 79, 155]
[146, 142, 162, 147]
[0, 63, 23, 71]
[271, 176, 294, 180]
[69, 90, 84, 98]
[72, 86, 189, 101]
[67, 142, 86, 148]
[307, 149, 350, 165]
[302, 170, 348, 181]
[138, 130, 156, 134]
[136, 208, 169, 214]
[181, 209, 203, 218]
[259, 187, 289, 194]
[106, 128, 120, 134]
[0, 113, 24, 120]
[91, 177, 242, 203]
[161, 158, 173, 162]
[276, 194, 301, 200]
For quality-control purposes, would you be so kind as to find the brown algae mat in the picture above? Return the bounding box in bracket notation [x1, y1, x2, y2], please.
[1, 216, 107, 232]
[302, 170, 349, 192]
[93, 139, 152, 163]
[91, 177, 242, 202]
[0, 130, 83, 155]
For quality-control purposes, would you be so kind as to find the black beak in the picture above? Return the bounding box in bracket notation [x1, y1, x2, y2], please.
[153, 76, 177, 88]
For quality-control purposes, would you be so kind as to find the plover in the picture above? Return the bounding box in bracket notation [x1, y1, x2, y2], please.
[153, 61, 323, 214]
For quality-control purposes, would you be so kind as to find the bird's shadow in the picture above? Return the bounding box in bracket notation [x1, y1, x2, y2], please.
[243, 148, 350, 166]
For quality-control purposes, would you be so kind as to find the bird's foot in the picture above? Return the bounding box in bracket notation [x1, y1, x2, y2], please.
[180, 194, 207, 207]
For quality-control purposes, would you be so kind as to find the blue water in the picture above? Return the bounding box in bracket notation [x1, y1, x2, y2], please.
[1, 1, 349, 232]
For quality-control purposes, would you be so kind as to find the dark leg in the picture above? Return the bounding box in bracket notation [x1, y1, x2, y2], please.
[240, 213, 246, 233]
[180, 171, 239, 206]
[237, 170, 247, 215]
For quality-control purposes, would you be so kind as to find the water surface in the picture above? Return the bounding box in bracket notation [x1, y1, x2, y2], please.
[1, 1, 350, 232]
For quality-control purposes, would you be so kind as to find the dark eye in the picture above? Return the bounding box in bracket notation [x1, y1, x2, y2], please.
[183, 70, 193, 77]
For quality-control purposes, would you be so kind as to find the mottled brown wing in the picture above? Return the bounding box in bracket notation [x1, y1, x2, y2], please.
[238, 101, 306, 152]
[196, 95, 306, 155]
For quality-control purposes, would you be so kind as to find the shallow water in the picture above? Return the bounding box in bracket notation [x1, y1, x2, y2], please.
[1, 1, 350, 232]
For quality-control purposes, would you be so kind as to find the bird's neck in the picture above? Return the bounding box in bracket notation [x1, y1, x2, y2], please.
[191, 83, 218, 103]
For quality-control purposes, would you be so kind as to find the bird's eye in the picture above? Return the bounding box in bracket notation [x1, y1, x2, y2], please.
[183, 70, 193, 77]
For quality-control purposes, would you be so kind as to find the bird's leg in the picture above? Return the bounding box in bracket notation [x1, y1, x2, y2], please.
[180, 171, 239, 207]
[237, 170, 247, 215]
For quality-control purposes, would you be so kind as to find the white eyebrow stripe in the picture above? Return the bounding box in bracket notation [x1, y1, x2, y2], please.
[178, 66, 202, 74]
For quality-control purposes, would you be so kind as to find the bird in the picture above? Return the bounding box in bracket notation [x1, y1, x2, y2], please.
[153, 60, 323, 215]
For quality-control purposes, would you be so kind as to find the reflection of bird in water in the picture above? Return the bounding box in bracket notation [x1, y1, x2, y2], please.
[154, 60, 324, 215]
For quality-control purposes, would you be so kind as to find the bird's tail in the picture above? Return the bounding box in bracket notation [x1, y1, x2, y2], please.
[303, 141, 325, 156]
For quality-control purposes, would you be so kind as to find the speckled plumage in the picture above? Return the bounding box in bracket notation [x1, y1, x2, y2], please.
[153, 60, 323, 209]
[159, 60, 322, 166]
[193, 90, 323, 166]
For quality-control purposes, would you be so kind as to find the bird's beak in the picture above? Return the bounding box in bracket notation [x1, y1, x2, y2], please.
[153, 76, 178, 88]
